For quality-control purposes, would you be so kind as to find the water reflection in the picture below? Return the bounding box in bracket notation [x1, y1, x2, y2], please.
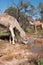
[27, 39, 43, 44]
[27, 39, 34, 44]
[31, 46, 40, 52]
[27, 39, 43, 53]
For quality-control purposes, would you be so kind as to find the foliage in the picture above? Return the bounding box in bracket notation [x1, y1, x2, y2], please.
[37, 30, 43, 36]
[38, 3, 43, 22]
[4, 0, 43, 32]
[4, 0, 35, 31]
[5, 7, 18, 18]
[38, 58, 43, 65]
[5, 7, 30, 31]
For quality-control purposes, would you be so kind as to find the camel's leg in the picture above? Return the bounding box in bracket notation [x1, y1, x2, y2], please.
[40, 23, 43, 29]
[9, 26, 15, 44]
[40, 25, 42, 29]
[35, 25, 37, 33]
[9, 35, 11, 44]
[12, 34, 15, 44]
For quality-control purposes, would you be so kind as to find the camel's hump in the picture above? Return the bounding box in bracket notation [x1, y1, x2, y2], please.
[0, 13, 8, 17]
[0, 13, 16, 20]
[0, 13, 18, 28]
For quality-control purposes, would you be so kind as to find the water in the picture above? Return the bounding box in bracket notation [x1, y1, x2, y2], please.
[31, 46, 40, 52]
[27, 39, 34, 44]
[27, 39, 43, 53]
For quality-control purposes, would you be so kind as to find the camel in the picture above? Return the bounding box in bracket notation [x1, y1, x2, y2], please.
[29, 21, 43, 32]
[41, 23, 43, 29]
[0, 13, 26, 44]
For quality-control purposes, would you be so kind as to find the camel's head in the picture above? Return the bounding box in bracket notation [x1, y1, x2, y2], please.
[20, 32, 29, 44]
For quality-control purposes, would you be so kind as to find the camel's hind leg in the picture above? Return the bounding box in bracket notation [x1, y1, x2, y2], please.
[9, 25, 15, 44]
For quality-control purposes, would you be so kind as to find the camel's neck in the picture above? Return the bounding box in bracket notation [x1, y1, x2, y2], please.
[15, 21, 26, 38]
[29, 21, 34, 25]
[14, 19, 24, 33]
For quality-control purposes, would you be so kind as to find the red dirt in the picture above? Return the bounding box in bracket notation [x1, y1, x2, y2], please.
[0, 39, 43, 65]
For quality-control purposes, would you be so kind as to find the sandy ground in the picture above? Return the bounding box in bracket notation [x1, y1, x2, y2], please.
[0, 38, 43, 65]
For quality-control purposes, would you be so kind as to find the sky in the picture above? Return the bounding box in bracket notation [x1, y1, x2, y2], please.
[0, 0, 43, 15]
[30, 0, 43, 7]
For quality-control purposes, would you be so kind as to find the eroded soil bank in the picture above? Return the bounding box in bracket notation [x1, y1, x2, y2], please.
[0, 39, 43, 65]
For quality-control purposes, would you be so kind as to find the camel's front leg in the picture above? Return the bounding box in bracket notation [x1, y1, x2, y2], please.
[12, 33, 15, 44]
[9, 26, 15, 44]
[35, 25, 37, 33]
[9, 35, 11, 44]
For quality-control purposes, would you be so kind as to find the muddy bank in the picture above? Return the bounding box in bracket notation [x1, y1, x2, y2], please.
[0, 40, 40, 65]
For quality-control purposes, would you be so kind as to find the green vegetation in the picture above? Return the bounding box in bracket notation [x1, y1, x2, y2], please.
[37, 30, 43, 36]
[0, 0, 43, 37]
[38, 58, 43, 65]
[0, 32, 9, 36]
[4, 0, 43, 34]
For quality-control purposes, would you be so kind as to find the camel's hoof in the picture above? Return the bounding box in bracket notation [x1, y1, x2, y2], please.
[12, 43, 15, 45]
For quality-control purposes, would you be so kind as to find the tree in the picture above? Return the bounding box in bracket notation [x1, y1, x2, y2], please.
[4, 0, 37, 31]
[38, 3, 43, 22]
[5, 6, 18, 18]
